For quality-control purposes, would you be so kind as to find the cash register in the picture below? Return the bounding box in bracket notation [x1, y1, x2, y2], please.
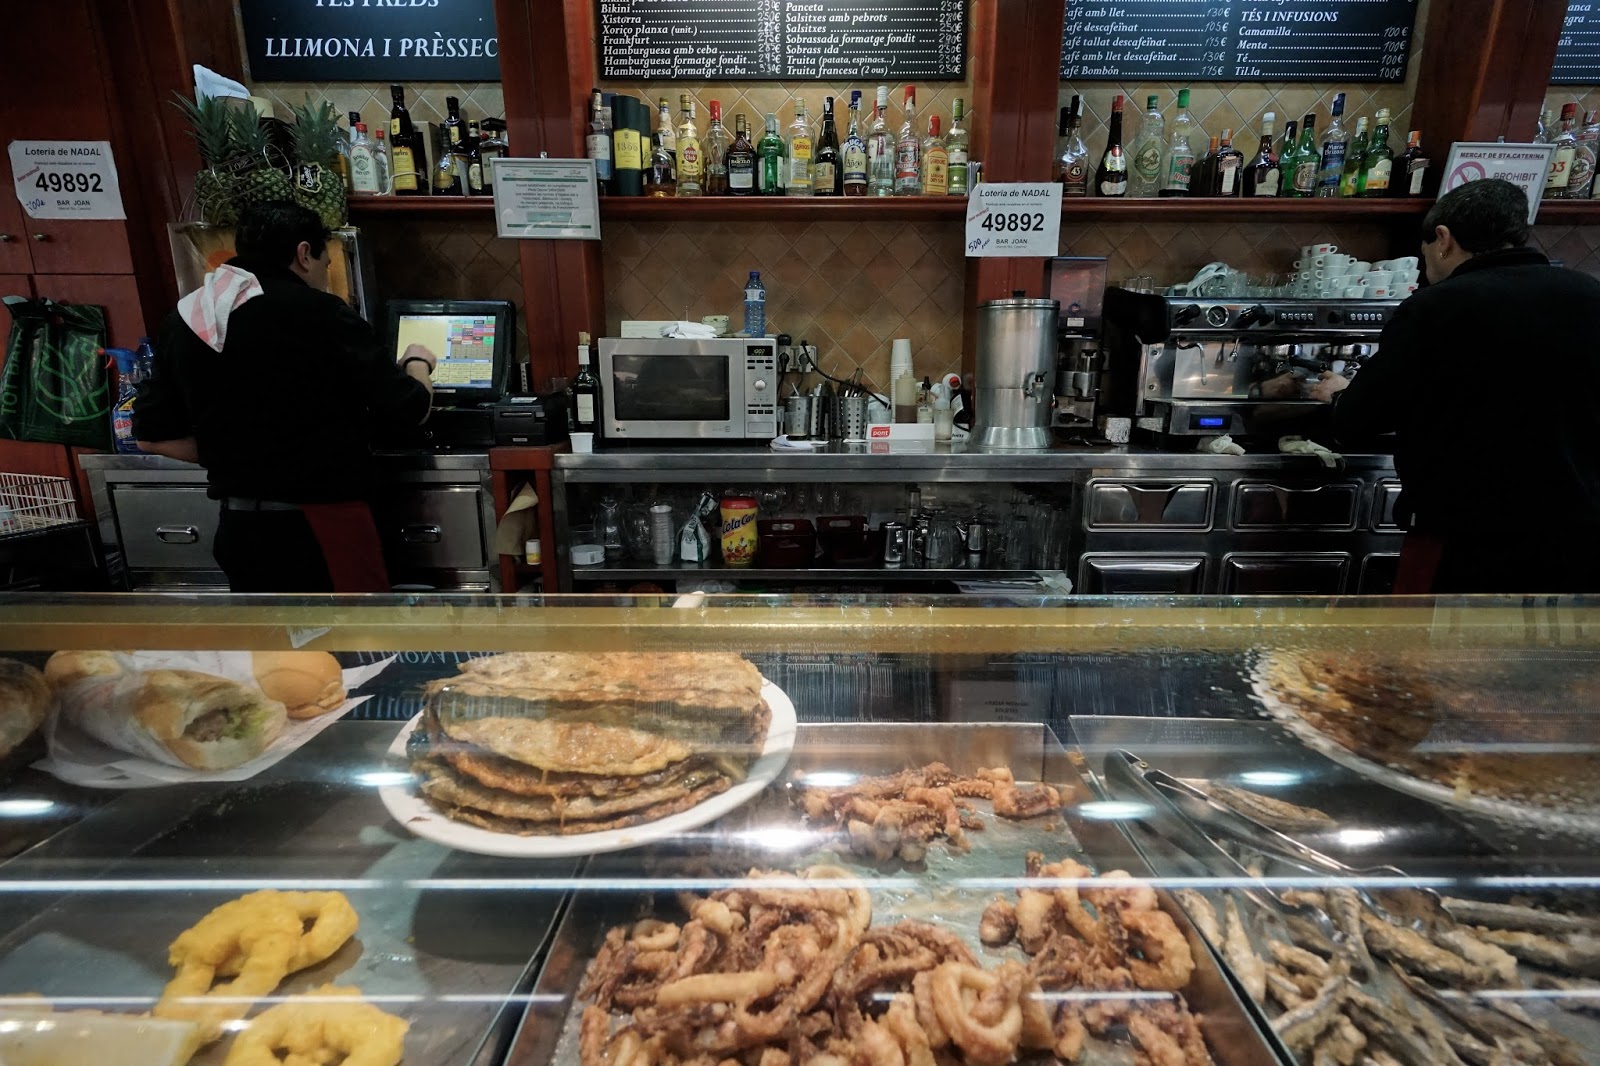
[383, 299, 565, 448]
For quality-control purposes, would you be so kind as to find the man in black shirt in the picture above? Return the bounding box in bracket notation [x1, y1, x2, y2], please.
[136, 201, 436, 592]
[1306, 179, 1600, 593]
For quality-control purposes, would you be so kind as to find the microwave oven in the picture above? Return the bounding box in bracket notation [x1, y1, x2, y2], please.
[597, 337, 780, 440]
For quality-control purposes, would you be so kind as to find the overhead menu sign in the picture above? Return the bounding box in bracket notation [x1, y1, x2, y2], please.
[1061, 0, 1417, 82]
[240, 0, 499, 82]
[1553, 1, 1600, 83]
[597, 0, 966, 80]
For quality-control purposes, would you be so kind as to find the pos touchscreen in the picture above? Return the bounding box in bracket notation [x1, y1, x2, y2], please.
[385, 299, 515, 404]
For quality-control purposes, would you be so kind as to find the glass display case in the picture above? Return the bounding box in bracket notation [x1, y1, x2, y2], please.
[0, 592, 1596, 1066]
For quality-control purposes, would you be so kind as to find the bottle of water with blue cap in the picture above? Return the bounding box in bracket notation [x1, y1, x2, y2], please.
[743, 271, 765, 336]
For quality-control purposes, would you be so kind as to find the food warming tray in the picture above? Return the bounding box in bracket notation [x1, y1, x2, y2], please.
[0, 722, 576, 1066]
[505, 722, 1285, 1066]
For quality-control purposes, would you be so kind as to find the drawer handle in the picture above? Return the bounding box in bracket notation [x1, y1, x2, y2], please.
[401, 524, 443, 544]
[155, 525, 200, 544]
[0, 234, 13, 243]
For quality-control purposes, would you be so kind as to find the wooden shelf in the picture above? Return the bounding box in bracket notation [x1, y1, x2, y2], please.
[598, 195, 967, 221]
[1059, 198, 1434, 223]
[1532, 200, 1600, 223]
[346, 197, 494, 218]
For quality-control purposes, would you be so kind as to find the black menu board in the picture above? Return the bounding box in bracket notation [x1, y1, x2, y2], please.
[1061, 0, 1417, 82]
[1553, 2, 1600, 83]
[597, 0, 966, 80]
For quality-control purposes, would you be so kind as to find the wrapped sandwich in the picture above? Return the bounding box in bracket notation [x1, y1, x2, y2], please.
[410, 652, 771, 835]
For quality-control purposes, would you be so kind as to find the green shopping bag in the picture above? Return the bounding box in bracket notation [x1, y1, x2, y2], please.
[0, 296, 111, 449]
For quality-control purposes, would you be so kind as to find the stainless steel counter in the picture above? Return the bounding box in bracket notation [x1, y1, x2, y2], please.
[78, 452, 492, 475]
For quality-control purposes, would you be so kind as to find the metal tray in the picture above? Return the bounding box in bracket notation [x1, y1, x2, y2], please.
[0, 722, 576, 1066]
[1072, 715, 1600, 1065]
[505, 722, 1281, 1066]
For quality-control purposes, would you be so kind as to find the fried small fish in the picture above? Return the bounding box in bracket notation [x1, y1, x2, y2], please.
[1264, 965, 1308, 1009]
[1361, 911, 1496, 987]
[1345, 988, 1441, 1066]
[1328, 887, 1376, 979]
[1430, 926, 1519, 985]
[1440, 897, 1600, 937]
[1271, 963, 1349, 1052]
[1312, 1015, 1367, 1066]
[1194, 782, 1337, 832]
[1475, 929, 1600, 978]
[1269, 939, 1333, 978]
[1174, 888, 1222, 945]
[1526, 970, 1600, 1016]
[1224, 896, 1266, 1005]
[1389, 962, 1585, 1066]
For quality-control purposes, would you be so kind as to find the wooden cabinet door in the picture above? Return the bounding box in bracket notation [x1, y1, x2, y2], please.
[24, 221, 135, 276]
[34, 274, 148, 349]
[0, 275, 32, 300]
[0, 189, 33, 274]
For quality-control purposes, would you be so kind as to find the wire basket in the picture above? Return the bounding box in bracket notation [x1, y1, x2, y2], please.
[0, 472, 82, 537]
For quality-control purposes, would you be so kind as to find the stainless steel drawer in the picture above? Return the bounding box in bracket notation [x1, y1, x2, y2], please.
[1231, 481, 1359, 531]
[372, 486, 488, 571]
[1078, 553, 1208, 595]
[111, 486, 219, 570]
[1220, 552, 1349, 595]
[1372, 480, 1404, 531]
[1084, 479, 1215, 531]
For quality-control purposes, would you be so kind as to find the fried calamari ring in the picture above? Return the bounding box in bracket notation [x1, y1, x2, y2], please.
[1122, 908, 1196, 992]
[217, 891, 359, 976]
[155, 895, 303, 1040]
[221, 986, 408, 1066]
[928, 962, 1023, 1066]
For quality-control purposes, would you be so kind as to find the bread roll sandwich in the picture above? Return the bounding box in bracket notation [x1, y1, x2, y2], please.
[44, 652, 287, 771]
[0, 659, 50, 761]
[252, 651, 344, 719]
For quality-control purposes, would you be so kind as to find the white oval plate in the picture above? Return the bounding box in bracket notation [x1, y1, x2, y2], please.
[1248, 657, 1600, 838]
[379, 679, 797, 857]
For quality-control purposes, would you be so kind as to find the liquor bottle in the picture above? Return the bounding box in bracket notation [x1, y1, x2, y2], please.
[1160, 89, 1196, 197]
[705, 101, 730, 195]
[757, 113, 786, 195]
[1096, 94, 1128, 197]
[335, 111, 356, 183]
[842, 90, 868, 196]
[479, 119, 508, 186]
[1129, 94, 1164, 198]
[1358, 108, 1394, 197]
[786, 99, 813, 195]
[727, 113, 756, 195]
[434, 125, 462, 195]
[1536, 110, 1553, 144]
[940, 97, 966, 195]
[645, 104, 677, 197]
[373, 129, 391, 194]
[388, 85, 422, 195]
[1058, 97, 1090, 197]
[676, 94, 703, 196]
[1213, 129, 1244, 197]
[656, 98, 677, 174]
[612, 96, 643, 196]
[895, 87, 922, 195]
[585, 89, 608, 192]
[814, 97, 841, 196]
[1577, 111, 1600, 200]
[1192, 136, 1219, 198]
[1275, 119, 1299, 196]
[442, 96, 466, 161]
[1339, 116, 1369, 198]
[570, 333, 600, 435]
[463, 121, 487, 195]
[1290, 114, 1319, 197]
[1245, 113, 1279, 198]
[349, 123, 380, 194]
[921, 114, 949, 195]
[1393, 130, 1430, 198]
[1316, 93, 1348, 197]
[868, 86, 894, 196]
[1545, 103, 1579, 199]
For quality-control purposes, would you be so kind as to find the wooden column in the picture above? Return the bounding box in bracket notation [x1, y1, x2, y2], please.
[1410, 0, 1568, 181]
[495, 0, 606, 392]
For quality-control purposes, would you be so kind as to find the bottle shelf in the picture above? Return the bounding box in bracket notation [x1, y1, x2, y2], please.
[1058, 198, 1433, 222]
[597, 196, 968, 221]
[346, 197, 494, 218]
[1531, 199, 1600, 223]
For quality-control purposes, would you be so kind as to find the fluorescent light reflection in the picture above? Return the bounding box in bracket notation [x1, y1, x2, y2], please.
[353, 771, 413, 788]
[736, 827, 822, 851]
[0, 799, 55, 817]
[795, 771, 858, 788]
[1336, 828, 1386, 848]
[1075, 800, 1154, 821]
[1238, 770, 1302, 787]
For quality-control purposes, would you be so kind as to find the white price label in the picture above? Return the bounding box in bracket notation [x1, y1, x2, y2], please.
[9, 140, 126, 221]
[492, 157, 601, 240]
[965, 183, 1062, 258]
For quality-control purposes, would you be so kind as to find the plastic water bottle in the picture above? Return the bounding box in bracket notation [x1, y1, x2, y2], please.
[742, 271, 766, 336]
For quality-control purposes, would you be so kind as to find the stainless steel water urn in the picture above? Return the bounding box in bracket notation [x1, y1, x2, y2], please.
[972, 294, 1060, 450]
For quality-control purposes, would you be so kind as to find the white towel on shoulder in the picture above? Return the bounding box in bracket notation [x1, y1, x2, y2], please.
[176, 265, 264, 353]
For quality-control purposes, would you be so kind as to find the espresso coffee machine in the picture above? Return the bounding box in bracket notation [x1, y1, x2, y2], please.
[1101, 288, 1400, 439]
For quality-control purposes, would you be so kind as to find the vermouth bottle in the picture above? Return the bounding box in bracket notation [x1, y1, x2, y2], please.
[1095, 94, 1128, 197]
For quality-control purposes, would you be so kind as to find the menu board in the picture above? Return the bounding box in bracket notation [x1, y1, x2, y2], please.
[241, 0, 499, 82]
[1553, 1, 1600, 84]
[1061, 0, 1417, 82]
[597, 0, 966, 80]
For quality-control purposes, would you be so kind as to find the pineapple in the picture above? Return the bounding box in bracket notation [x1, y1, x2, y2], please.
[172, 91, 242, 225]
[233, 101, 296, 209]
[287, 98, 348, 229]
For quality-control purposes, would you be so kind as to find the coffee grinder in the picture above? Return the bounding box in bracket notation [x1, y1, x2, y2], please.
[1047, 257, 1109, 431]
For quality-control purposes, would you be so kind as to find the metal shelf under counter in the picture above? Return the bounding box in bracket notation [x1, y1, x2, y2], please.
[569, 559, 1047, 583]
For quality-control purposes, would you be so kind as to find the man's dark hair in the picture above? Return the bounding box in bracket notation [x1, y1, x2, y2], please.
[1420, 178, 1530, 253]
[234, 200, 330, 266]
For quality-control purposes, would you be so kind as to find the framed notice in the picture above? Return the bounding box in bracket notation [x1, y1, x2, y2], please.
[492, 158, 602, 241]
[1440, 142, 1556, 224]
[240, 0, 499, 81]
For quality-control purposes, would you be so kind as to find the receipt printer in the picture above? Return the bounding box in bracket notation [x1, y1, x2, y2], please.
[493, 392, 569, 445]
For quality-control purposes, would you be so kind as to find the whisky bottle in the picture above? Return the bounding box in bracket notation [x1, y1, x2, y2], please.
[677, 94, 703, 196]
[1192, 136, 1218, 199]
[463, 121, 487, 196]
[1160, 89, 1196, 197]
[1058, 97, 1090, 197]
[1245, 113, 1279, 198]
[1393, 130, 1430, 198]
[757, 113, 786, 195]
[349, 123, 380, 194]
[727, 114, 756, 196]
[1095, 94, 1128, 197]
[655, 97, 677, 175]
[388, 85, 422, 195]
[814, 96, 841, 196]
[611, 96, 643, 197]
[895, 87, 922, 195]
[1358, 109, 1394, 197]
[434, 125, 462, 195]
[1213, 129, 1243, 197]
[842, 90, 868, 196]
[921, 114, 948, 196]
[947, 97, 969, 196]
[786, 99, 813, 195]
[442, 96, 466, 160]
[587, 90, 613, 194]
[705, 101, 729, 195]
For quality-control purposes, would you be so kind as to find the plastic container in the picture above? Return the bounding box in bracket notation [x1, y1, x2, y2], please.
[649, 503, 674, 565]
[523, 538, 541, 565]
[742, 271, 766, 336]
[720, 494, 759, 567]
[571, 544, 605, 566]
[105, 347, 140, 454]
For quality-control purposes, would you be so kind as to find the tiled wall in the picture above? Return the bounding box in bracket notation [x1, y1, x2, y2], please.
[603, 219, 967, 391]
[1531, 225, 1600, 277]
